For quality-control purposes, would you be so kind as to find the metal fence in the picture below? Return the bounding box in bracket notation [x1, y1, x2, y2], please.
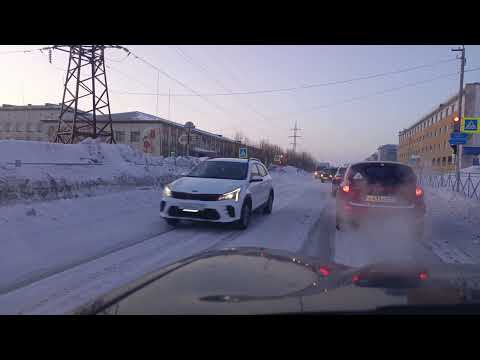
[417, 171, 480, 200]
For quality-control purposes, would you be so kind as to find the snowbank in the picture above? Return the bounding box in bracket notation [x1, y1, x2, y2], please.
[0, 140, 202, 205]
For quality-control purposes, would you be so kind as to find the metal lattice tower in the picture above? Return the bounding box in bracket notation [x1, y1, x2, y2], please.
[289, 120, 301, 154]
[53, 45, 117, 144]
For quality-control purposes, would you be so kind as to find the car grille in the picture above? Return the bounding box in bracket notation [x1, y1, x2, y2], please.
[171, 191, 221, 201]
[168, 206, 220, 220]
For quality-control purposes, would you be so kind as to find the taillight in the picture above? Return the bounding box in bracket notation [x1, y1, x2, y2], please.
[419, 271, 428, 281]
[318, 267, 330, 277]
[341, 184, 350, 193]
[415, 186, 423, 197]
[352, 274, 360, 283]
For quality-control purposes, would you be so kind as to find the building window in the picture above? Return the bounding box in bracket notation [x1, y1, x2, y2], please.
[448, 156, 452, 164]
[26, 123, 32, 133]
[37, 123, 43, 132]
[115, 131, 125, 143]
[4, 122, 11, 132]
[48, 126, 55, 137]
[15, 122, 22, 132]
[130, 131, 140, 143]
[432, 158, 436, 166]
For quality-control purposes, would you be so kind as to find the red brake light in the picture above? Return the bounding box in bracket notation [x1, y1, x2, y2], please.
[342, 185, 350, 193]
[415, 186, 423, 197]
[352, 274, 360, 283]
[318, 267, 330, 277]
[419, 271, 428, 281]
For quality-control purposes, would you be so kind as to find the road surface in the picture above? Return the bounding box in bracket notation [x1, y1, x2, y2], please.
[0, 171, 462, 314]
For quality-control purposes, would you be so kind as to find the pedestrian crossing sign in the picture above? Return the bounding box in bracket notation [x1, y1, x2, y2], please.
[461, 117, 480, 134]
[239, 147, 248, 159]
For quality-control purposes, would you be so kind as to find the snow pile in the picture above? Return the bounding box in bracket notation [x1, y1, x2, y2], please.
[0, 140, 202, 205]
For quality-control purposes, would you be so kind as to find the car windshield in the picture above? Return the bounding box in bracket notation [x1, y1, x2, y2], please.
[3, 44, 480, 315]
[187, 161, 248, 180]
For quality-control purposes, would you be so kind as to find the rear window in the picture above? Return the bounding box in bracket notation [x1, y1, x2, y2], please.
[347, 163, 416, 186]
[336, 167, 346, 176]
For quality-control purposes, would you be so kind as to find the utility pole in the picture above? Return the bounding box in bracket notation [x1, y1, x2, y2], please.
[156, 70, 160, 117]
[168, 88, 171, 120]
[289, 120, 301, 154]
[452, 45, 466, 193]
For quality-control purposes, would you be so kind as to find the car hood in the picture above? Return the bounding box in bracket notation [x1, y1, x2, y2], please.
[169, 177, 245, 194]
[73, 247, 480, 315]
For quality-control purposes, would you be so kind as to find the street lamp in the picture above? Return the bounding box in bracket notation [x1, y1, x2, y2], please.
[184, 121, 195, 156]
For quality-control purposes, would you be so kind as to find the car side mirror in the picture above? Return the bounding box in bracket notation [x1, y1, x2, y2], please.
[250, 176, 263, 183]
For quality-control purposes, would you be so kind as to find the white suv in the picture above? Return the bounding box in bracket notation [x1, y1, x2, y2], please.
[160, 158, 274, 229]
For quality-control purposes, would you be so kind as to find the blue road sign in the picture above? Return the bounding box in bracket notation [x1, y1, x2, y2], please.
[451, 131, 468, 139]
[462, 118, 480, 133]
[463, 146, 480, 155]
[239, 147, 248, 159]
[449, 138, 467, 145]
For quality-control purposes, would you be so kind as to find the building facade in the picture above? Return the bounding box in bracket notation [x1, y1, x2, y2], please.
[377, 144, 398, 162]
[0, 104, 265, 160]
[398, 83, 480, 172]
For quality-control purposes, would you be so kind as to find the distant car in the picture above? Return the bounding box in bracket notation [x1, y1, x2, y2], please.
[335, 161, 426, 239]
[160, 158, 274, 230]
[331, 167, 347, 196]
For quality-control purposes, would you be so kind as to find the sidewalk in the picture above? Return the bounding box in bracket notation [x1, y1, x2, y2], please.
[424, 187, 480, 264]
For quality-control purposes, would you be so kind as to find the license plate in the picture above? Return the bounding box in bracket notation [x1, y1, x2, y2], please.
[365, 195, 396, 203]
[180, 203, 204, 211]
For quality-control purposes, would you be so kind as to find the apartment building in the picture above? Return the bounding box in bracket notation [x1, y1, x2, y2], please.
[398, 83, 480, 171]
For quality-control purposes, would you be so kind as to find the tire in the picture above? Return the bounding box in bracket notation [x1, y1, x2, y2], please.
[236, 200, 252, 230]
[165, 218, 179, 226]
[263, 192, 274, 215]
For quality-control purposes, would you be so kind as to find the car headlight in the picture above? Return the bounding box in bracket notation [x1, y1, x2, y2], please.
[218, 188, 241, 202]
[163, 185, 172, 197]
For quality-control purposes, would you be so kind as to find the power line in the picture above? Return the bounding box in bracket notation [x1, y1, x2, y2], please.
[0, 45, 55, 55]
[109, 57, 458, 97]
[169, 45, 270, 122]
[119, 46, 238, 121]
[106, 64, 152, 90]
[268, 66, 480, 119]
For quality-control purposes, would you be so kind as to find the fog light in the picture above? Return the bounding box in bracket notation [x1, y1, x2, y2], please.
[226, 206, 235, 217]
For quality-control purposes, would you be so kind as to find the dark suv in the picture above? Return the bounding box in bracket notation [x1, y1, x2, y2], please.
[335, 161, 426, 239]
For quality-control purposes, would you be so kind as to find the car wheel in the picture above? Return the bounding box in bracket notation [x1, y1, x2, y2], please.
[263, 192, 274, 215]
[236, 200, 252, 230]
[165, 218, 179, 226]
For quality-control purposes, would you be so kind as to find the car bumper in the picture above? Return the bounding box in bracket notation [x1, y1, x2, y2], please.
[160, 197, 242, 223]
[338, 201, 425, 225]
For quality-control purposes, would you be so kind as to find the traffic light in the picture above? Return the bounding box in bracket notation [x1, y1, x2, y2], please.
[453, 116, 460, 131]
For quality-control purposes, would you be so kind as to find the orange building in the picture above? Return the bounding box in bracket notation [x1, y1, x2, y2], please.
[398, 83, 480, 172]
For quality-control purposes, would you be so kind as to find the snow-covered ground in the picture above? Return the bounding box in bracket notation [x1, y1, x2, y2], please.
[333, 185, 480, 268]
[2, 158, 480, 314]
[0, 168, 331, 314]
[0, 139, 201, 205]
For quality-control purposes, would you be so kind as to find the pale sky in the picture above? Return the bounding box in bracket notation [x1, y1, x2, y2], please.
[2, 45, 480, 165]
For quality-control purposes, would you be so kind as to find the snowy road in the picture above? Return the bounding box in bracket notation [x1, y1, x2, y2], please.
[1, 168, 477, 314]
[0, 170, 335, 314]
